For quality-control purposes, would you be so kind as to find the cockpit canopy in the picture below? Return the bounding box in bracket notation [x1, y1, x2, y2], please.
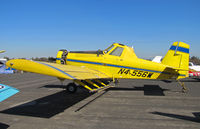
[104, 43, 137, 58]
[104, 44, 124, 56]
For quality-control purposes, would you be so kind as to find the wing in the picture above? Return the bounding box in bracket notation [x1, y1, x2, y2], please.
[6, 59, 110, 80]
[0, 84, 19, 102]
[0, 50, 6, 53]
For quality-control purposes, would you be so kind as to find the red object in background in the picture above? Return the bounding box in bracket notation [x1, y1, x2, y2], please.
[189, 70, 200, 77]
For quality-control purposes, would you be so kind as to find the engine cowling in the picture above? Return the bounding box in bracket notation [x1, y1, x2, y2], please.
[56, 49, 68, 64]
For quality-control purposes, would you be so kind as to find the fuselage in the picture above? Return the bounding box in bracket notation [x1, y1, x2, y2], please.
[56, 43, 183, 80]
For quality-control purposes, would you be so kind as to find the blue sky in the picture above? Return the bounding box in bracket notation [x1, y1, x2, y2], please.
[0, 0, 199, 59]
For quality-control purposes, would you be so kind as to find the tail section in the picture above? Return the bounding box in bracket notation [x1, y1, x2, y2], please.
[162, 42, 190, 79]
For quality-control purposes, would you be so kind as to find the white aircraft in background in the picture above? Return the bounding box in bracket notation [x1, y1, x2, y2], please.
[188, 62, 200, 79]
[0, 50, 6, 67]
[0, 50, 14, 74]
[152, 56, 162, 63]
[0, 59, 7, 67]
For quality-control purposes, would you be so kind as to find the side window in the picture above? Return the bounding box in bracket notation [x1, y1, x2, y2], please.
[109, 47, 124, 56]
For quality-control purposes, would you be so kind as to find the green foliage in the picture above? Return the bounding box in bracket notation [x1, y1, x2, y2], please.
[3, 57, 10, 60]
[31, 57, 56, 62]
[190, 56, 200, 65]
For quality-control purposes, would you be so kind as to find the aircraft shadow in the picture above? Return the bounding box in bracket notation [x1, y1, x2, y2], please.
[151, 111, 200, 123]
[40, 84, 67, 89]
[0, 88, 93, 118]
[0, 122, 9, 129]
[0, 85, 168, 118]
[107, 85, 169, 96]
[181, 79, 200, 82]
[161, 79, 200, 83]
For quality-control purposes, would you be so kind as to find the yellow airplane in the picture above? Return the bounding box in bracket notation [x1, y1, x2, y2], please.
[6, 42, 189, 93]
[0, 50, 6, 53]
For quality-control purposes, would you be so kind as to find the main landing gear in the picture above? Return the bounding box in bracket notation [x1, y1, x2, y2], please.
[64, 79, 113, 93]
[66, 83, 77, 93]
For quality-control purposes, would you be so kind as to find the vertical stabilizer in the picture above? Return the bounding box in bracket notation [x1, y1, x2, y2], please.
[161, 42, 190, 78]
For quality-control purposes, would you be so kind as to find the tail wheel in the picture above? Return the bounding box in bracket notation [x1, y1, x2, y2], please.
[66, 83, 77, 93]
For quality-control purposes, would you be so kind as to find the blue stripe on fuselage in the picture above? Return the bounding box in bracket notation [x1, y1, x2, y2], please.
[56, 58, 61, 60]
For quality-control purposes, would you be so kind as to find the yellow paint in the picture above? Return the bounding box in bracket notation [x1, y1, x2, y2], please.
[94, 79, 108, 86]
[0, 50, 6, 53]
[56, 51, 64, 64]
[65, 42, 189, 80]
[6, 59, 109, 80]
[85, 80, 100, 88]
[74, 80, 94, 91]
[6, 42, 190, 82]
[162, 42, 189, 79]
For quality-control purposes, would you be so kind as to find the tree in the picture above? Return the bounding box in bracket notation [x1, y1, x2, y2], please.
[190, 56, 200, 65]
[3, 57, 10, 60]
[31, 57, 56, 62]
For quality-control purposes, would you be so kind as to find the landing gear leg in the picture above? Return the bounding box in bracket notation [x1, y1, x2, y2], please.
[57, 78, 65, 85]
[177, 80, 187, 93]
[112, 78, 119, 87]
[66, 83, 77, 93]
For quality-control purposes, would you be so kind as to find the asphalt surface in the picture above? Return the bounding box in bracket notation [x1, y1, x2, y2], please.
[0, 73, 200, 129]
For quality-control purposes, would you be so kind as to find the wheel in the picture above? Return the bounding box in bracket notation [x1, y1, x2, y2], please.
[66, 83, 77, 93]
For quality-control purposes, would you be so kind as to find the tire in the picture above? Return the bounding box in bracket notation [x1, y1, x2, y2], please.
[66, 83, 77, 93]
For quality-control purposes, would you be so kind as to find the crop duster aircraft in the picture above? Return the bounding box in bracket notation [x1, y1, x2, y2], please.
[0, 50, 6, 53]
[6, 42, 190, 93]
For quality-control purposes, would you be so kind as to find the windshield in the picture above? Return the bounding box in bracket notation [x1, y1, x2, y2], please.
[104, 45, 114, 54]
[109, 47, 124, 56]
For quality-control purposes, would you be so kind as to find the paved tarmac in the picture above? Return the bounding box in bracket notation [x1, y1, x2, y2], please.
[0, 73, 200, 129]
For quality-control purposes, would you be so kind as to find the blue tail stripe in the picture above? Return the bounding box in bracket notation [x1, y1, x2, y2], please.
[170, 46, 189, 53]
